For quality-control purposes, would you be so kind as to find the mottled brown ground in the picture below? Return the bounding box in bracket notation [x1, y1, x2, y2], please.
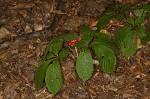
[0, 0, 150, 99]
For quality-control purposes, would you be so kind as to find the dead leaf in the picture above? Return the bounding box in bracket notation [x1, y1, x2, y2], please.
[89, 18, 97, 27]
[84, 84, 96, 96]
[0, 27, 11, 38]
[34, 24, 44, 31]
[129, 64, 139, 73]
[137, 37, 142, 48]
[24, 25, 32, 33]
[0, 90, 3, 99]
[10, 3, 35, 9]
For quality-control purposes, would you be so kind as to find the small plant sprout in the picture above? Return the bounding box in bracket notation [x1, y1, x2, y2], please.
[35, 2, 150, 96]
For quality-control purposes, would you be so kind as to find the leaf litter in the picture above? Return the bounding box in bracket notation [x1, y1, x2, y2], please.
[0, 0, 150, 99]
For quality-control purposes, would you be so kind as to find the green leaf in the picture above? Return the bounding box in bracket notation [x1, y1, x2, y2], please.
[121, 31, 137, 57]
[80, 26, 92, 36]
[45, 60, 63, 96]
[115, 12, 124, 20]
[133, 9, 144, 17]
[114, 26, 132, 47]
[50, 39, 63, 55]
[43, 38, 63, 58]
[135, 4, 150, 10]
[59, 32, 78, 41]
[35, 60, 50, 90]
[141, 31, 150, 45]
[94, 33, 110, 42]
[76, 49, 93, 82]
[134, 17, 144, 26]
[126, 18, 134, 25]
[121, 3, 132, 11]
[94, 33, 117, 54]
[80, 26, 100, 36]
[43, 41, 53, 60]
[136, 26, 146, 38]
[90, 31, 102, 36]
[104, 3, 120, 13]
[92, 43, 116, 73]
[45, 52, 55, 60]
[74, 35, 92, 48]
[96, 13, 113, 30]
[58, 49, 70, 59]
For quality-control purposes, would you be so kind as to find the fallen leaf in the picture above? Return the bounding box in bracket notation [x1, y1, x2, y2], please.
[10, 3, 35, 9]
[137, 37, 142, 48]
[89, 18, 98, 27]
[24, 25, 32, 33]
[0, 27, 11, 38]
[129, 64, 139, 73]
[34, 24, 44, 31]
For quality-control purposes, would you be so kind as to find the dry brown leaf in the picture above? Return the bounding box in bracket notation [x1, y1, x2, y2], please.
[0, 27, 11, 38]
[34, 24, 44, 31]
[84, 85, 96, 96]
[129, 64, 139, 73]
[137, 37, 142, 49]
[89, 18, 98, 27]
[19, 10, 28, 18]
[0, 91, 3, 99]
[10, 3, 35, 9]
[24, 25, 32, 33]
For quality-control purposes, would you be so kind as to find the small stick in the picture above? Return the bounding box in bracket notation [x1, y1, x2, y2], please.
[75, 47, 78, 57]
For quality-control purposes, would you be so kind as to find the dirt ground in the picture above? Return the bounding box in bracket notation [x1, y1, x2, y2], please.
[0, 0, 150, 99]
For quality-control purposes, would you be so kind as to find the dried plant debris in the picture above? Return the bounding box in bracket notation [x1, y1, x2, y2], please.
[0, 0, 150, 99]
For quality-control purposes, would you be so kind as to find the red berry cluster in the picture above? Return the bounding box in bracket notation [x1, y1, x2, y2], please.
[68, 39, 79, 46]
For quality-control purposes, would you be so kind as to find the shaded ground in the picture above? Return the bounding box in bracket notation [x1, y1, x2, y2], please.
[0, 0, 150, 99]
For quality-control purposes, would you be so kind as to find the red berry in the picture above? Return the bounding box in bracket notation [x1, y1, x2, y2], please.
[68, 41, 74, 46]
[74, 39, 79, 43]
[68, 39, 79, 46]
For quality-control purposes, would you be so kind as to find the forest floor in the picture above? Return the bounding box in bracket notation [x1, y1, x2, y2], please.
[0, 0, 150, 99]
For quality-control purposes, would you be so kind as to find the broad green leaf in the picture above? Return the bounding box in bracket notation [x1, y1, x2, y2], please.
[59, 32, 78, 41]
[49, 39, 63, 55]
[115, 12, 124, 20]
[114, 26, 132, 46]
[136, 26, 146, 38]
[43, 41, 53, 60]
[58, 49, 70, 59]
[93, 33, 117, 54]
[80, 25, 92, 36]
[141, 31, 150, 45]
[90, 31, 102, 36]
[46, 52, 55, 60]
[121, 3, 132, 11]
[76, 49, 93, 82]
[94, 33, 110, 41]
[74, 35, 92, 48]
[104, 3, 120, 13]
[45, 60, 63, 96]
[126, 18, 134, 25]
[133, 9, 144, 17]
[121, 31, 137, 57]
[35, 60, 50, 90]
[92, 43, 116, 73]
[135, 4, 150, 10]
[96, 13, 113, 30]
[43, 38, 63, 58]
[80, 25, 99, 36]
[134, 17, 144, 26]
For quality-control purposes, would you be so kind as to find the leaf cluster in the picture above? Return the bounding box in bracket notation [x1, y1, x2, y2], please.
[35, 2, 150, 96]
